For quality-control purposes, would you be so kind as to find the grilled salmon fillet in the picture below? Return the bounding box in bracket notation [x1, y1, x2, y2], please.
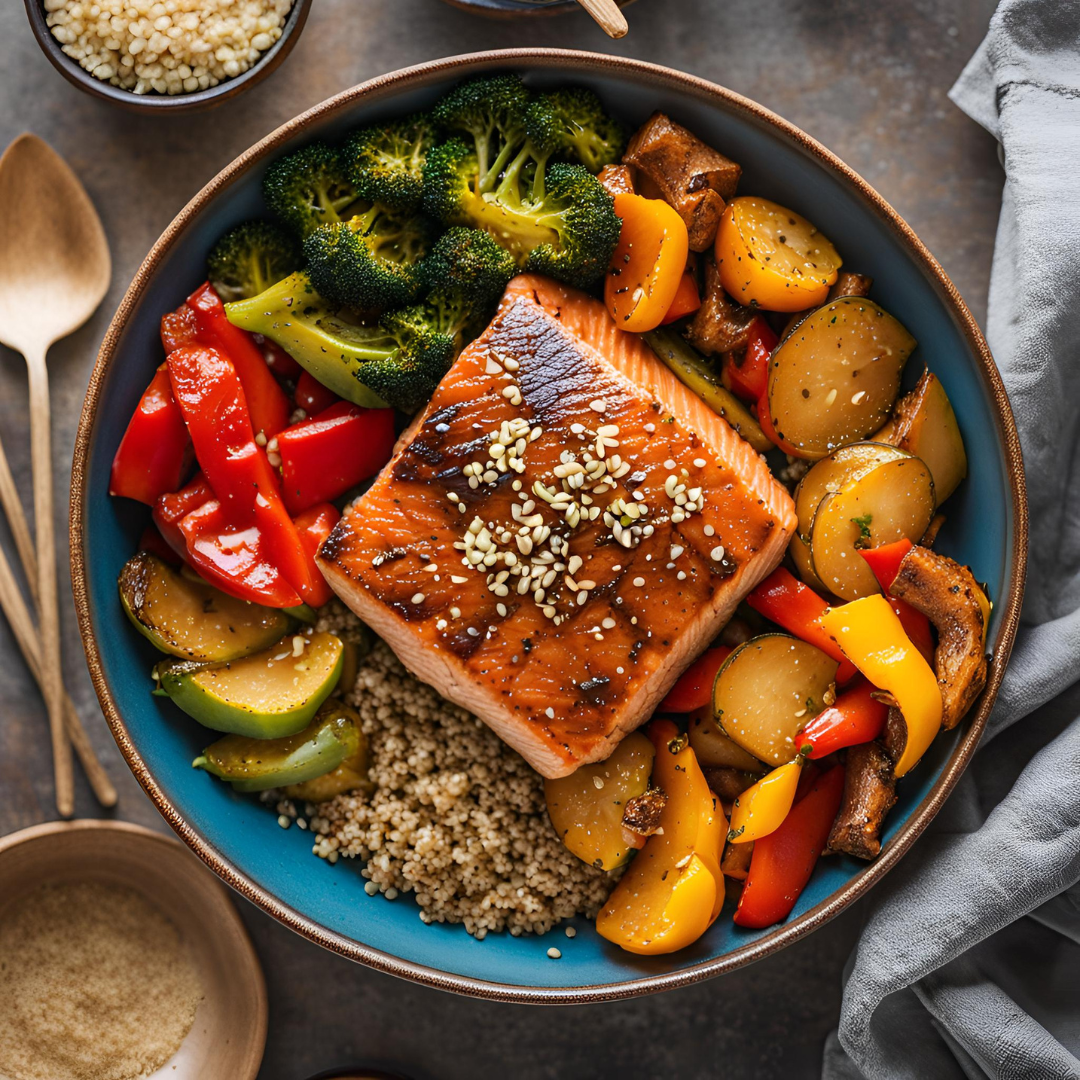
[319, 275, 796, 778]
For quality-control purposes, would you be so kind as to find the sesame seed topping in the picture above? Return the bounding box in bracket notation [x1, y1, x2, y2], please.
[547, 947, 562, 959]
[411, 593, 425, 604]
[589, 399, 607, 413]
[704, 524, 715, 536]
[693, 457, 707, 468]
[633, 576, 646, 587]
[710, 545, 726, 561]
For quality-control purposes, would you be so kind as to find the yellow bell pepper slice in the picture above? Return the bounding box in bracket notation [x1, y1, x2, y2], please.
[596, 720, 726, 955]
[819, 595, 942, 777]
[727, 758, 802, 844]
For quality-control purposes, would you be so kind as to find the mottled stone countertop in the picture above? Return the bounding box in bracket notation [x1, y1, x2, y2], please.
[0, 1, 1000, 1076]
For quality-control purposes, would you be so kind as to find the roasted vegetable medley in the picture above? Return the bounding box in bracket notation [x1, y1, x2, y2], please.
[109, 75, 990, 957]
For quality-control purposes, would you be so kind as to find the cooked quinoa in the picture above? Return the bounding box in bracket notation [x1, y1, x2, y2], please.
[44, 0, 294, 96]
[274, 604, 617, 938]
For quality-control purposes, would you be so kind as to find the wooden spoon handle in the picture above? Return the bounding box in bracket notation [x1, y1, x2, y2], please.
[26, 351, 74, 817]
[0, 439, 38, 608]
[576, 0, 628, 37]
[0, 532, 117, 807]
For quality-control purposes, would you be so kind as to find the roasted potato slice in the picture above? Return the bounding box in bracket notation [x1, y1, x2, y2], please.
[685, 256, 757, 355]
[623, 112, 741, 251]
[890, 545, 989, 729]
[766, 297, 917, 460]
[781, 271, 874, 341]
[875, 370, 967, 505]
[713, 634, 838, 767]
[810, 456, 935, 600]
[827, 740, 896, 860]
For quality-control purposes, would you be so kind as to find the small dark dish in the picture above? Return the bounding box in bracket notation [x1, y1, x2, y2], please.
[23, 0, 312, 113]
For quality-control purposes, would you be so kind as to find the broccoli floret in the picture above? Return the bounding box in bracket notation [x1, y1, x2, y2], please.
[224, 272, 453, 413]
[303, 205, 433, 312]
[343, 113, 436, 212]
[527, 88, 626, 173]
[423, 138, 620, 290]
[262, 142, 360, 238]
[432, 74, 533, 195]
[398, 227, 516, 349]
[206, 220, 301, 302]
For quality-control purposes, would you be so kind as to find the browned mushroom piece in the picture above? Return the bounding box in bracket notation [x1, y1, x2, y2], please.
[623, 112, 741, 251]
[827, 741, 897, 860]
[597, 163, 636, 198]
[684, 257, 757, 355]
[780, 271, 875, 342]
[701, 765, 760, 803]
[621, 786, 667, 841]
[720, 840, 754, 880]
[890, 545, 989, 730]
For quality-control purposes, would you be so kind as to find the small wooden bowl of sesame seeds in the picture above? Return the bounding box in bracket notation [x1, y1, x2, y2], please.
[24, 0, 312, 112]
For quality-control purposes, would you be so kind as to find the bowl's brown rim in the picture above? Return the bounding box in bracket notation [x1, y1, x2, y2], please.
[70, 48, 1028, 1005]
[22, 0, 312, 114]
[0, 819, 267, 1076]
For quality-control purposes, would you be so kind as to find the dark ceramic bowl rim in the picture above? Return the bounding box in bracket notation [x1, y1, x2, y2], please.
[71, 48, 1028, 1004]
[23, 0, 312, 113]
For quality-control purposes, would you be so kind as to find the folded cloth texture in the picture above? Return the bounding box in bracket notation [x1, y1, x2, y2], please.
[823, 1, 1080, 1076]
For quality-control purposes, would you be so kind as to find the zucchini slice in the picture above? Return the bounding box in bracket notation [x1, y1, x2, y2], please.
[688, 707, 766, 772]
[810, 456, 935, 600]
[766, 297, 916, 459]
[158, 630, 344, 738]
[119, 552, 292, 662]
[193, 702, 365, 793]
[712, 634, 838, 766]
[875, 370, 968, 506]
[789, 442, 909, 590]
[545, 732, 654, 871]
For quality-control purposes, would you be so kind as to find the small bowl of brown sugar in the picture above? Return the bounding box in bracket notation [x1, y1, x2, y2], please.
[0, 820, 266, 1080]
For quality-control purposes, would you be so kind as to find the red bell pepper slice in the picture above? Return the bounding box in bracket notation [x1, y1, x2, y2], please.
[179, 497, 302, 609]
[137, 524, 182, 566]
[260, 337, 304, 379]
[186, 282, 291, 439]
[659, 646, 732, 713]
[293, 503, 340, 608]
[659, 271, 702, 324]
[153, 473, 215, 559]
[109, 365, 192, 505]
[795, 678, 888, 758]
[294, 370, 340, 417]
[167, 344, 317, 602]
[276, 401, 396, 516]
[733, 763, 845, 929]
[725, 317, 777, 402]
[160, 303, 200, 354]
[746, 568, 858, 684]
[859, 539, 935, 663]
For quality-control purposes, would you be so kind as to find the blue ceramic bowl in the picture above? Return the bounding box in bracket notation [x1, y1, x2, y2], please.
[72, 49, 1027, 1002]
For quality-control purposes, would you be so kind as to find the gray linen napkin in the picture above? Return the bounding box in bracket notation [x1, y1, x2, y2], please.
[822, 1, 1080, 1076]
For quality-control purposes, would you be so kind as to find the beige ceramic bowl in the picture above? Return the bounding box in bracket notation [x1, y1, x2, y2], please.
[0, 819, 267, 1079]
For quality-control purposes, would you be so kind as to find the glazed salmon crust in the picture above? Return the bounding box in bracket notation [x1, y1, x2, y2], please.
[319, 276, 796, 778]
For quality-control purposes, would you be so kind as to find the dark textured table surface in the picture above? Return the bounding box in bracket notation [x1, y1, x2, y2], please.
[0, 1, 1002, 1076]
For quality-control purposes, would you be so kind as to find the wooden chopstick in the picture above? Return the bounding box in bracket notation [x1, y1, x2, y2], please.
[577, 0, 628, 38]
[0, 441, 117, 808]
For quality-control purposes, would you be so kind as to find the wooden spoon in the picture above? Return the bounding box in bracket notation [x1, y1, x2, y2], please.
[576, 0, 628, 37]
[0, 134, 110, 816]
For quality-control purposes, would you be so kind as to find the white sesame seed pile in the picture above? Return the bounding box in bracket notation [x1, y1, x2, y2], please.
[441, 350, 721, 634]
[277, 608, 617, 938]
[44, 0, 294, 96]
